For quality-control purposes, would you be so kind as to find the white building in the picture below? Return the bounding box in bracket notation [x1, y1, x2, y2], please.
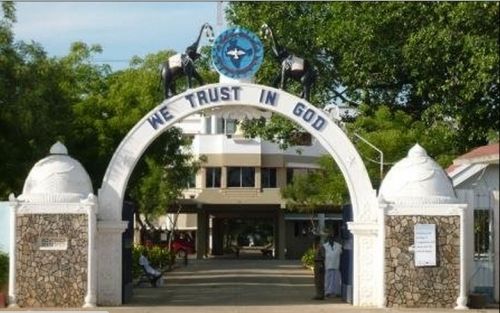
[163, 112, 343, 259]
[448, 143, 499, 303]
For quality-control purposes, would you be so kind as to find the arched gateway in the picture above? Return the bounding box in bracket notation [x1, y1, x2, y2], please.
[96, 83, 383, 306]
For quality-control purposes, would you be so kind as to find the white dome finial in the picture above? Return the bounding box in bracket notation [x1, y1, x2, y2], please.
[408, 143, 427, 158]
[378, 143, 457, 205]
[20, 141, 93, 203]
[50, 141, 68, 155]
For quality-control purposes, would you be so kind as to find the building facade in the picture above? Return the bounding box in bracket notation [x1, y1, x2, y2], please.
[448, 143, 499, 304]
[165, 113, 340, 260]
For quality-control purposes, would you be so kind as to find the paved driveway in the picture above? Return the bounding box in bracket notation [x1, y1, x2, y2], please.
[129, 258, 326, 306]
[119, 258, 497, 313]
[4, 258, 498, 312]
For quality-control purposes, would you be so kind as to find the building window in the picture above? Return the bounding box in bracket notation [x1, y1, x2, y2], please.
[474, 209, 491, 259]
[286, 168, 294, 185]
[206, 167, 221, 188]
[205, 118, 212, 134]
[225, 119, 237, 135]
[294, 221, 313, 237]
[261, 168, 277, 188]
[218, 118, 225, 134]
[228, 167, 255, 187]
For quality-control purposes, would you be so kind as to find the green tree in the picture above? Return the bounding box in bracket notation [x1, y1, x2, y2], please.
[0, 251, 8, 289]
[0, 2, 216, 217]
[68, 49, 212, 238]
[280, 104, 456, 210]
[227, 2, 499, 153]
[281, 156, 348, 211]
[1, 4, 104, 196]
[131, 128, 203, 219]
[70, 47, 217, 190]
[347, 105, 458, 188]
[281, 173, 322, 213]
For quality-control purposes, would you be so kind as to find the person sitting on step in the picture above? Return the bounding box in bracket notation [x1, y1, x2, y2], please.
[139, 252, 162, 287]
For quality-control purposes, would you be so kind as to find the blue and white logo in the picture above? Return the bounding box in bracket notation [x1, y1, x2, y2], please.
[212, 27, 264, 79]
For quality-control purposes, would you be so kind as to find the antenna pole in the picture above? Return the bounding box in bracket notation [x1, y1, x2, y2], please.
[354, 133, 384, 181]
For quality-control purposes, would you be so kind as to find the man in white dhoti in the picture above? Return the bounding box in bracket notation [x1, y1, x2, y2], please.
[324, 234, 342, 297]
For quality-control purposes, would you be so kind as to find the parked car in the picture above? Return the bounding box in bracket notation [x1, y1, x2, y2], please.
[152, 234, 195, 255]
[170, 237, 195, 255]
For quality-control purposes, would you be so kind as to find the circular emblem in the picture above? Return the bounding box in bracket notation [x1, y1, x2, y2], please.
[212, 27, 264, 79]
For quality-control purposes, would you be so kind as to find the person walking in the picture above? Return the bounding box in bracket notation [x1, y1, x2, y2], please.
[312, 235, 326, 300]
[324, 233, 343, 297]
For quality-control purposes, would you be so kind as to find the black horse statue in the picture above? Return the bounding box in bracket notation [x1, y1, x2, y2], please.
[260, 23, 316, 101]
[160, 23, 214, 99]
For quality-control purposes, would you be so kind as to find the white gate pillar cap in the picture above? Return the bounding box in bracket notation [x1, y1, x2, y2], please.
[19, 141, 93, 203]
[379, 144, 457, 205]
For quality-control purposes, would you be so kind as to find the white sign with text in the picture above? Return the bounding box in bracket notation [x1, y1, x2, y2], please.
[414, 223, 437, 267]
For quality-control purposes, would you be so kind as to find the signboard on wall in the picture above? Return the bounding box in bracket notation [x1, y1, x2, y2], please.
[414, 223, 437, 267]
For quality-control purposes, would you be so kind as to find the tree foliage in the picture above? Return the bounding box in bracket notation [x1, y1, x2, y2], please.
[1, 2, 498, 217]
[130, 128, 204, 219]
[227, 2, 499, 153]
[281, 103, 459, 209]
[348, 105, 458, 188]
[0, 3, 213, 223]
[281, 156, 348, 211]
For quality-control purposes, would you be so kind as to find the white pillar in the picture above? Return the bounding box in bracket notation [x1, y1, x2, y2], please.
[96, 221, 128, 305]
[210, 115, 218, 135]
[83, 199, 97, 307]
[455, 208, 468, 310]
[377, 204, 386, 308]
[200, 116, 208, 135]
[348, 222, 380, 306]
[456, 189, 475, 295]
[221, 167, 227, 189]
[7, 196, 18, 308]
[255, 167, 262, 190]
[492, 191, 499, 303]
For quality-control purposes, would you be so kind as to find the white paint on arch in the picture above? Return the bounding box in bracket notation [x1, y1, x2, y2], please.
[99, 83, 377, 222]
[97, 83, 381, 306]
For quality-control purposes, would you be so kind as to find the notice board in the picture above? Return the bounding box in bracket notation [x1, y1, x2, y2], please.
[414, 223, 437, 267]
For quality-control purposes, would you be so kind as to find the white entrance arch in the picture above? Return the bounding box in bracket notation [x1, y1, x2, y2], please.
[96, 83, 382, 307]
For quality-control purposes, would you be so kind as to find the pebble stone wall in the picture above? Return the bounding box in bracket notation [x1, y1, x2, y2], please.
[16, 214, 88, 307]
[385, 215, 460, 308]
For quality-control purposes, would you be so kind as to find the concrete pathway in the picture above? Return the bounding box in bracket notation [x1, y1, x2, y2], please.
[118, 258, 496, 313]
[4, 258, 498, 312]
[130, 258, 323, 306]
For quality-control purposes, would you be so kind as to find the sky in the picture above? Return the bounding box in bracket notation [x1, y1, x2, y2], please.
[0, 202, 9, 253]
[12, 2, 226, 71]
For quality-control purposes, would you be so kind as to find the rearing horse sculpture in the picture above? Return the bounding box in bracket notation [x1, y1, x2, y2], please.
[160, 23, 214, 99]
[260, 24, 316, 101]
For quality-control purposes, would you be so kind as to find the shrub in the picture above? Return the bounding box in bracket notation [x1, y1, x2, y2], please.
[0, 251, 8, 287]
[301, 247, 315, 269]
[132, 245, 175, 279]
[147, 246, 172, 269]
[132, 245, 146, 279]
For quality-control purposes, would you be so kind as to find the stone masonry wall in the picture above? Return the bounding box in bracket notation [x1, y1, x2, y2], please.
[385, 215, 460, 308]
[16, 214, 88, 307]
